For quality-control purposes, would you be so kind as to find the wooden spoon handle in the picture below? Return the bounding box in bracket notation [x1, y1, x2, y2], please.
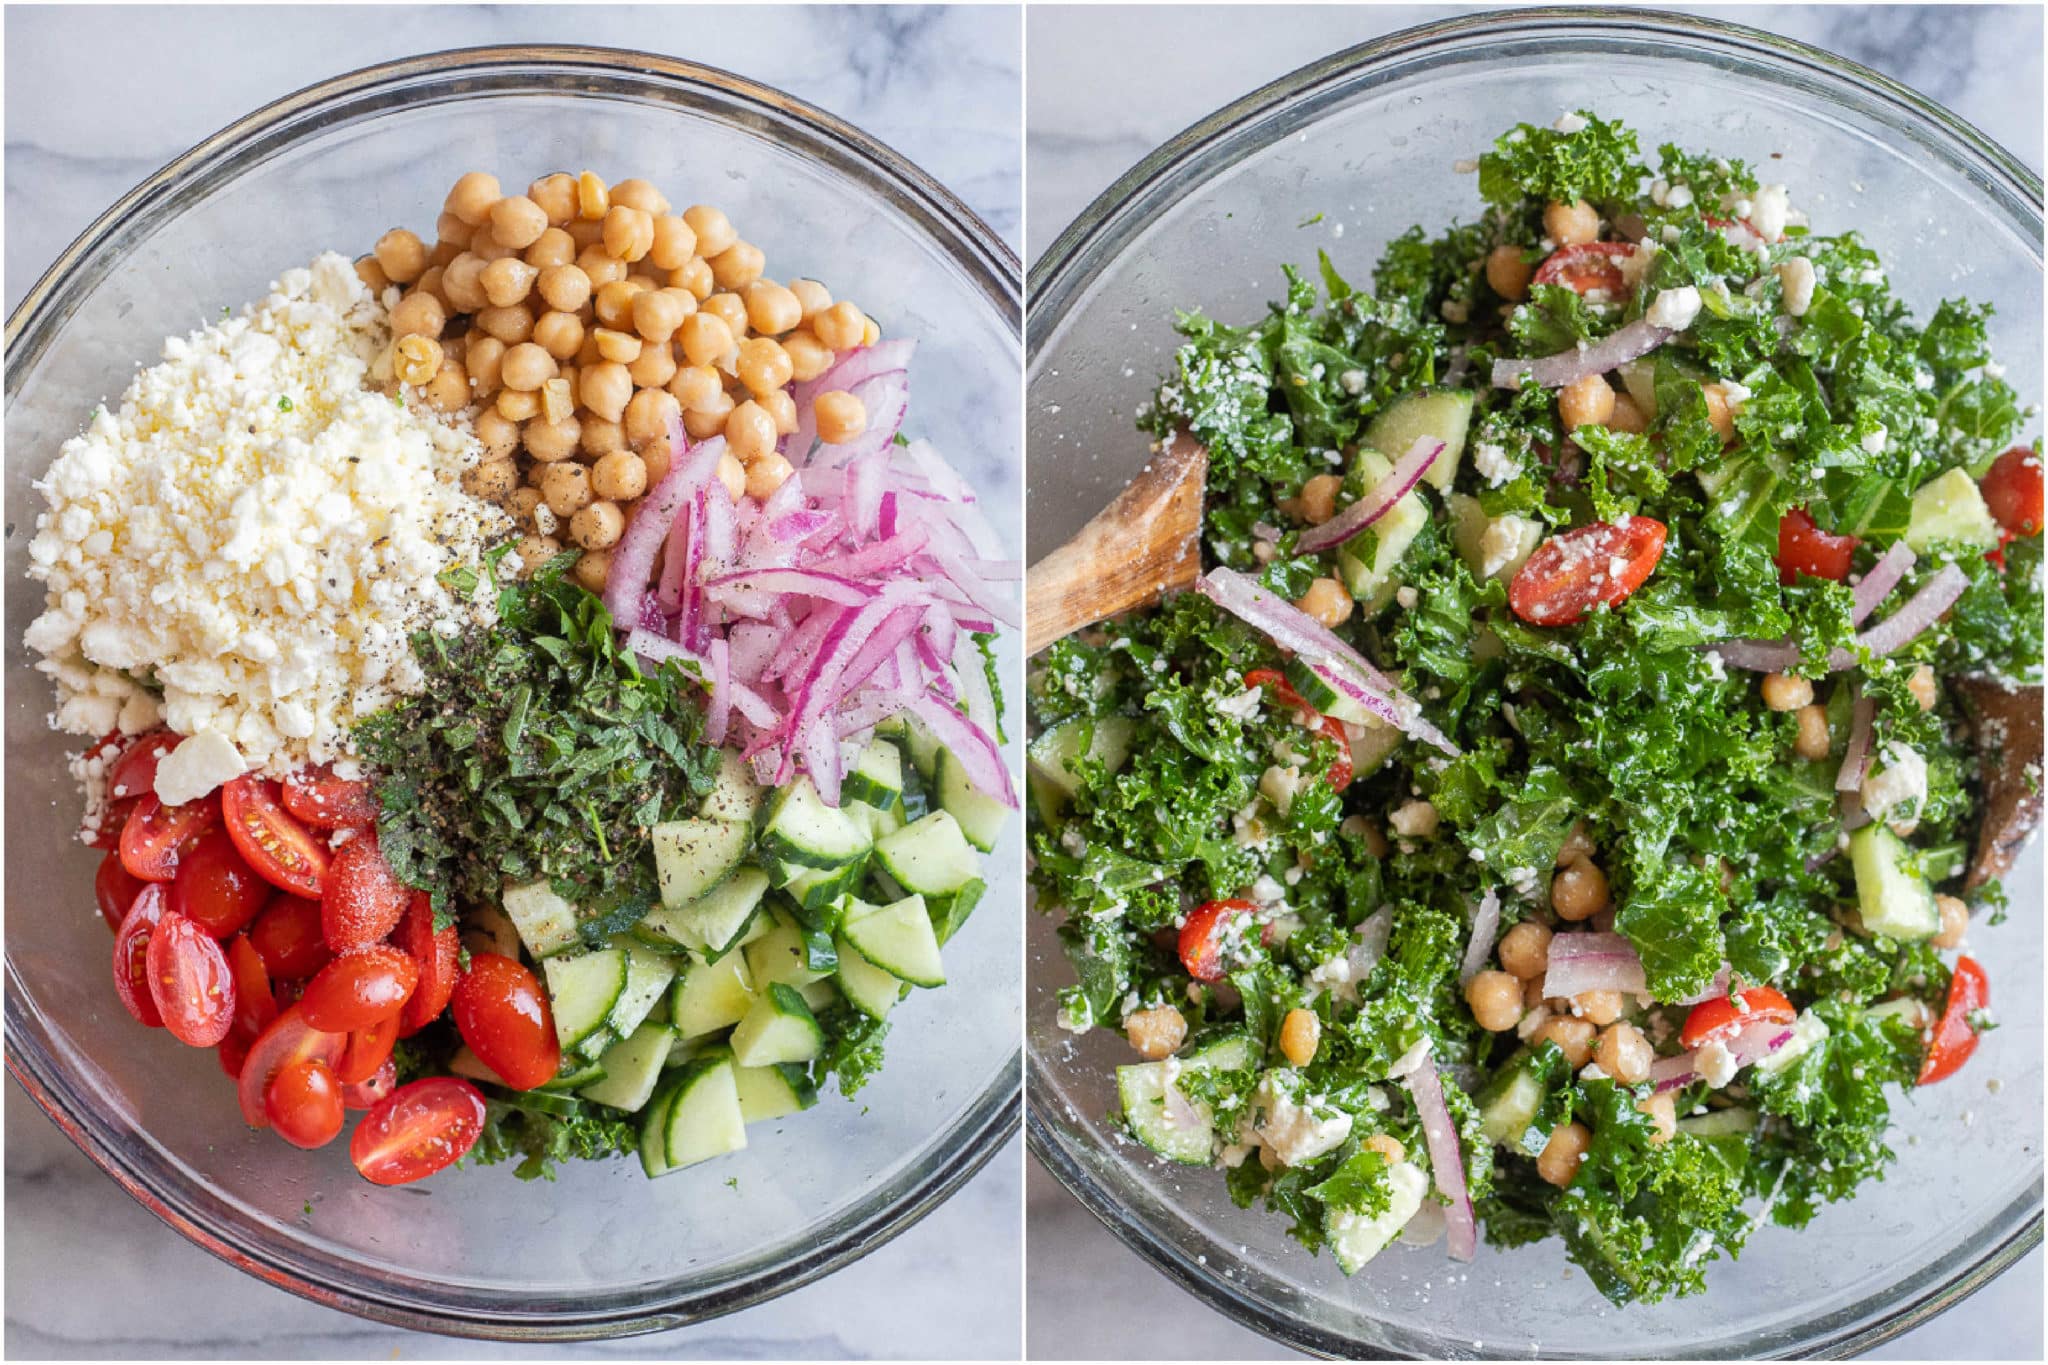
[1025, 439, 1208, 655]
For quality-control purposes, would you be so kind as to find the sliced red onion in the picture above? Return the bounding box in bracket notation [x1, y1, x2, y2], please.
[1650, 1019, 1797, 1093]
[1491, 318, 1673, 391]
[703, 568, 877, 608]
[1458, 888, 1502, 986]
[1674, 965, 1733, 1006]
[703, 637, 733, 746]
[1850, 541, 1916, 625]
[1541, 931, 1648, 999]
[1401, 1052, 1477, 1263]
[1829, 563, 1968, 666]
[606, 428, 719, 627]
[1296, 437, 1443, 555]
[1705, 638, 1800, 673]
[908, 692, 1017, 809]
[1836, 693, 1877, 794]
[788, 339, 916, 463]
[929, 547, 1023, 630]
[1251, 520, 1283, 544]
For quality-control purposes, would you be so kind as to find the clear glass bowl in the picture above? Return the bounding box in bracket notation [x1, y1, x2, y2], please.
[1026, 10, 2041, 1358]
[5, 47, 1021, 1340]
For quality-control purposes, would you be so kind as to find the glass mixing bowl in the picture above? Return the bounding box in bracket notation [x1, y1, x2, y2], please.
[1026, 9, 2041, 1358]
[5, 47, 1021, 1340]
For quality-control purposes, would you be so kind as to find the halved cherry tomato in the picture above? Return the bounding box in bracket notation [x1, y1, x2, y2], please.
[321, 830, 412, 951]
[235, 1003, 347, 1129]
[1680, 984, 1797, 1050]
[1917, 956, 1989, 1086]
[395, 892, 459, 1036]
[118, 792, 220, 883]
[266, 1058, 345, 1149]
[283, 765, 381, 831]
[300, 944, 419, 1033]
[219, 1030, 253, 1080]
[1243, 668, 1306, 711]
[351, 1077, 488, 1186]
[106, 731, 179, 805]
[1510, 517, 1668, 627]
[95, 851, 146, 933]
[146, 910, 237, 1047]
[112, 883, 168, 1028]
[451, 953, 562, 1090]
[1246, 670, 1352, 792]
[1532, 241, 1635, 296]
[170, 830, 271, 939]
[92, 796, 142, 852]
[342, 1059, 397, 1111]
[221, 776, 330, 897]
[335, 1013, 401, 1086]
[247, 894, 332, 980]
[1314, 714, 1353, 793]
[224, 936, 278, 1045]
[1178, 898, 1260, 984]
[1982, 447, 2043, 540]
[1775, 506, 1858, 585]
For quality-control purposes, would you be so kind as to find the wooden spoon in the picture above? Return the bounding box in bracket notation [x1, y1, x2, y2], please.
[1025, 435, 1208, 655]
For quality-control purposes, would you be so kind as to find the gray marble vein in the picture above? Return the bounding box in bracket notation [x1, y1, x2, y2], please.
[1023, 4, 2041, 1360]
[4, 4, 1021, 1360]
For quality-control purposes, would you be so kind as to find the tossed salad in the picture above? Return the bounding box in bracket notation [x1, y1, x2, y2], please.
[1029, 112, 2041, 1302]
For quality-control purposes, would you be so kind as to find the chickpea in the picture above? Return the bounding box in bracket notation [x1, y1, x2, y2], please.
[782, 329, 834, 384]
[507, 486, 545, 527]
[702, 291, 750, 339]
[1574, 989, 1625, 1028]
[473, 406, 520, 460]
[684, 395, 735, 442]
[580, 362, 634, 424]
[627, 341, 679, 391]
[1524, 975, 1548, 1009]
[424, 359, 470, 413]
[473, 255, 533, 311]
[715, 451, 747, 503]
[435, 211, 474, 250]
[802, 390, 859, 449]
[1793, 703, 1832, 761]
[608, 178, 668, 216]
[671, 256, 715, 301]
[1558, 374, 1617, 431]
[591, 449, 649, 502]
[631, 287, 689, 343]
[789, 277, 832, 321]
[475, 304, 536, 345]
[388, 291, 446, 340]
[641, 443, 673, 487]
[515, 533, 563, 572]
[1297, 473, 1344, 525]
[861, 317, 882, 348]
[1485, 243, 1534, 302]
[624, 387, 682, 450]
[680, 312, 735, 368]
[1908, 663, 1940, 711]
[1933, 894, 1969, 949]
[523, 415, 582, 464]
[488, 195, 549, 251]
[1557, 821, 1596, 867]
[725, 400, 778, 463]
[1124, 1004, 1187, 1060]
[1543, 199, 1600, 248]
[744, 280, 803, 337]
[535, 461, 592, 518]
[736, 337, 794, 396]
[1498, 920, 1553, 981]
[1551, 858, 1610, 922]
[576, 245, 628, 289]
[372, 228, 428, 285]
[355, 255, 392, 293]
[592, 279, 648, 330]
[1595, 1021, 1653, 1084]
[1295, 576, 1354, 629]
[814, 300, 867, 351]
[469, 227, 520, 264]
[1537, 1121, 1592, 1187]
[1636, 1091, 1677, 1145]
[1606, 393, 1648, 435]
[437, 254, 486, 313]
[1761, 672, 1814, 712]
[444, 171, 501, 227]
[1533, 1015, 1597, 1070]
[600, 205, 654, 263]
[1703, 383, 1737, 443]
[1364, 1134, 1406, 1166]
[532, 310, 584, 362]
[462, 335, 505, 397]
[497, 342, 556, 394]
[683, 205, 738, 259]
[1279, 1008, 1322, 1067]
[761, 388, 799, 436]
[418, 264, 453, 303]
[581, 416, 627, 459]
[1466, 970, 1524, 1032]
[524, 226, 577, 270]
[648, 215, 699, 271]
[571, 548, 612, 593]
[568, 499, 625, 551]
[744, 452, 794, 501]
[495, 387, 540, 422]
[573, 170, 610, 221]
[393, 334, 444, 387]
[523, 173, 573, 227]
[534, 263, 592, 315]
[592, 327, 644, 365]
[704, 241, 763, 292]
[669, 364, 725, 412]
[462, 457, 518, 502]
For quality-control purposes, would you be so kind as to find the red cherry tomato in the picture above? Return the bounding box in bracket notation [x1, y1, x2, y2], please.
[1510, 517, 1668, 627]
[169, 830, 271, 938]
[218, 1030, 253, 1080]
[1680, 984, 1797, 1050]
[1245, 670, 1352, 793]
[265, 1058, 346, 1149]
[395, 892, 459, 1037]
[145, 910, 238, 1047]
[112, 883, 168, 1028]
[1532, 241, 1635, 296]
[1243, 668, 1306, 711]
[350, 1077, 488, 1186]
[283, 765, 381, 831]
[321, 831, 412, 951]
[235, 1003, 347, 1129]
[451, 953, 562, 1091]
[247, 894, 332, 980]
[221, 776, 330, 898]
[342, 1059, 398, 1111]
[118, 792, 220, 883]
[106, 731, 180, 806]
[1178, 898, 1260, 984]
[224, 936, 278, 1041]
[1917, 956, 1989, 1086]
[299, 944, 420, 1034]
[1981, 447, 2043, 539]
[1775, 507, 1859, 585]
[95, 851, 146, 933]
[1314, 714, 1353, 793]
[335, 1013, 401, 1086]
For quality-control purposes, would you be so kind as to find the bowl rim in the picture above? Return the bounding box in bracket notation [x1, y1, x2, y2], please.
[5, 42, 1021, 1342]
[1023, 7, 2043, 1359]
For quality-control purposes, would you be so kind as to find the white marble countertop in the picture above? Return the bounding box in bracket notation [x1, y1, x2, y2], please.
[4, 5, 1020, 1359]
[1024, 4, 2042, 1361]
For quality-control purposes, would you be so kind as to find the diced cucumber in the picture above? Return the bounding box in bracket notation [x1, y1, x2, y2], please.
[842, 740, 905, 810]
[1906, 467, 2000, 552]
[579, 1023, 675, 1113]
[604, 937, 678, 1043]
[1027, 715, 1134, 806]
[483, 1083, 587, 1120]
[900, 714, 944, 780]
[936, 748, 1013, 852]
[835, 933, 908, 1018]
[638, 1080, 679, 1177]
[463, 902, 523, 961]
[447, 1045, 503, 1087]
[1335, 448, 1430, 614]
[1279, 657, 1369, 726]
[1116, 1033, 1257, 1164]
[1347, 719, 1403, 781]
[1328, 1160, 1430, 1274]
[1476, 1046, 1556, 1155]
[736, 1062, 818, 1123]
[652, 817, 752, 909]
[842, 894, 945, 988]
[773, 855, 866, 911]
[851, 797, 907, 842]
[543, 949, 629, 1058]
[745, 913, 835, 989]
[927, 878, 985, 947]
[639, 865, 770, 959]
[1449, 491, 1544, 584]
[1363, 389, 1473, 491]
[542, 1053, 608, 1090]
[797, 978, 839, 1011]
[1676, 1108, 1759, 1138]
[671, 951, 756, 1039]
[1752, 1010, 1830, 1078]
[700, 748, 767, 824]
[1617, 357, 1659, 420]
[730, 982, 826, 1067]
[874, 811, 980, 897]
[501, 879, 581, 960]
[1850, 824, 1939, 941]
[662, 1052, 748, 1172]
[761, 777, 871, 868]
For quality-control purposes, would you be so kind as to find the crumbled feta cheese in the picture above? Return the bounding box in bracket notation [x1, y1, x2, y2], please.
[1395, 585, 1420, 610]
[153, 729, 248, 806]
[1777, 256, 1816, 317]
[1861, 426, 1889, 455]
[1750, 184, 1791, 242]
[1259, 764, 1302, 817]
[1696, 1040, 1738, 1088]
[1471, 440, 1519, 489]
[1860, 742, 1929, 823]
[1646, 286, 1703, 331]
[1388, 798, 1439, 838]
[1553, 111, 1589, 134]
[1665, 183, 1694, 210]
[1254, 1073, 1352, 1167]
[1213, 685, 1263, 720]
[1339, 369, 1367, 396]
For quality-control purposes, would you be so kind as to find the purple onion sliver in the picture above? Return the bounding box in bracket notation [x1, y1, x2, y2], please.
[1296, 437, 1441, 555]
